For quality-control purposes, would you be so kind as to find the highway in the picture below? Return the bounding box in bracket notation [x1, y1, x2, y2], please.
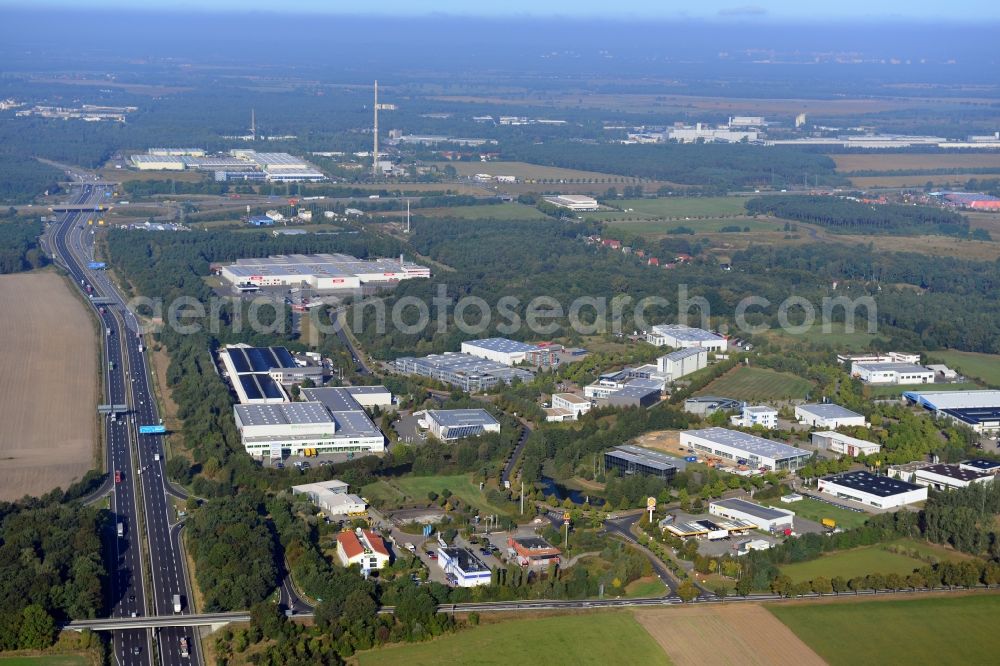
[50, 183, 199, 666]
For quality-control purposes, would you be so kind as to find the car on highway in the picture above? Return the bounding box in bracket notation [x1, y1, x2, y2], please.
[114, 470, 122, 483]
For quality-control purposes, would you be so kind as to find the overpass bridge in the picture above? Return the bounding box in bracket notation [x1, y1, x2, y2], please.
[66, 612, 254, 633]
[49, 204, 112, 212]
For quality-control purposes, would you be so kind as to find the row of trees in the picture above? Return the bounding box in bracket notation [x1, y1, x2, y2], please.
[0, 215, 48, 273]
[745, 195, 969, 236]
[771, 559, 1000, 598]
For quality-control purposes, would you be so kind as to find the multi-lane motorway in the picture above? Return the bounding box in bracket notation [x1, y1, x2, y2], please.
[50, 183, 198, 666]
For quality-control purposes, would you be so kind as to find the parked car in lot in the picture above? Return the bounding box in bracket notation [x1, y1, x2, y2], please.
[425, 550, 437, 559]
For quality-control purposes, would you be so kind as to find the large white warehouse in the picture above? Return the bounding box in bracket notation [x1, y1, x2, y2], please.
[220, 253, 430, 290]
[646, 324, 727, 351]
[657, 347, 707, 380]
[680, 427, 811, 471]
[795, 403, 868, 429]
[460, 338, 539, 366]
[851, 361, 935, 385]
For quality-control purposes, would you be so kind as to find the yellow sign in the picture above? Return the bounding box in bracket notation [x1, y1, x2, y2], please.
[647, 496, 657, 509]
[563, 512, 571, 522]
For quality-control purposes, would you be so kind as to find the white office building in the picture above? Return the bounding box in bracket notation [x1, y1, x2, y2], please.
[709, 498, 794, 533]
[460, 338, 539, 366]
[646, 324, 727, 351]
[852, 361, 935, 385]
[731, 405, 778, 429]
[795, 403, 868, 429]
[438, 548, 492, 587]
[913, 464, 993, 491]
[811, 431, 881, 457]
[291, 479, 367, 515]
[424, 409, 501, 441]
[657, 347, 708, 380]
[679, 427, 811, 471]
[817, 471, 927, 509]
[545, 393, 592, 422]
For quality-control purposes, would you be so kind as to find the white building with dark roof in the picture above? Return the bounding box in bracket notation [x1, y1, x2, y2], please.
[811, 431, 881, 457]
[646, 324, 727, 351]
[818, 471, 927, 509]
[913, 464, 993, 491]
[904, 390, 1000, 433]
[795, 403, 868, 429]
[680, 427, 811, 471]
[709, 498, 794, 532]
[731, 405, 778, 429]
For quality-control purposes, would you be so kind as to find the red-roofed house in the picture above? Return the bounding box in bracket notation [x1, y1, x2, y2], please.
[602, 239, 622, 249]
[648, 257, 660, 266]
[508, 535, 561, 568]
[336, 529, 390, 574]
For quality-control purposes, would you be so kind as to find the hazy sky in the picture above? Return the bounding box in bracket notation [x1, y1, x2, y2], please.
[2, 0, 998, 21]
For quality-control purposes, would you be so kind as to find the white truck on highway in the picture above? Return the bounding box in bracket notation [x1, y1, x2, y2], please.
[173, 594, 182, 613]
[116, 522, 124, 538]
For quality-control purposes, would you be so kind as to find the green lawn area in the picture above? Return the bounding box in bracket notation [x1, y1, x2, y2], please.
[763, 322, 887, 352]
[779, 546, 925, 583]
[602, 216, 778, 238]
[419, 203, 550, 220]
[866, 381, 982, 398]
[763, 497, 870, 531]
[385, 474, 511, 517]
[624, 576, 669, 598]
[0, 657, 89, 666]
[357, 612, 670, 666]
[359, 479, 406, 505]
[610, 196, 747, 218]
[928, 349, 1000, 386]
[769, 594, 1000, 665]
[696, 366, 814, 401]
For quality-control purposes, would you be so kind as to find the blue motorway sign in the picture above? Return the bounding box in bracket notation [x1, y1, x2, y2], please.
[87, 261, 106, 270]
[139, 425, 166, 435]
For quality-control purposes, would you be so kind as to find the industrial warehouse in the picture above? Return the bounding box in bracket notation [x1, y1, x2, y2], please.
[219, 252, 430, 290]
[904, 389, 1000, 433]
[130, 148, 328, 182]
[679, 427, 812, 471]
[794, 403, 868, 429]
[394, 352, 533, 392]
[645, 324, 728, 351]
[817, 471, 928, 509]
[421, 409, 501, 440]
[604, 445, 680, 482]
[708, 498, 795, 533]
[218, 344, 324, 403]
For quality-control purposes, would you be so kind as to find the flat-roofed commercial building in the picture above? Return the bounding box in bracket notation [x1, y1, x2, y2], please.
[395, 352, 533, 393]
[680, 427, 811, 471]
[960, 459, 1000, 476]
[709, 498, 794, 533]
[291, 479, 367, 516]
[339, 385, 393, 409]
[646, 324, 727, 351]
[507, 536, 561, 568]
[817, 471, 927, 509]
[795, 403, 868, 429]
[904, 390, 1000, 433]
[913, 464, 993, 491]
[220, 253, 430, 290]
[234, 398, 384, 459]
[657, 347, 708, 380]
[551, 393, 591, 419]
[460, 337, 540, 366]
[604, 445, 680, 482]
[811, 431, 881, 457]
[438, 548, 491, 587]
[546, 194, 599, 211]
[852, 361, 935, 385]
[424, 409, 500, 441]
[731, 405, 778, 429]
[601, 383, 662, 409]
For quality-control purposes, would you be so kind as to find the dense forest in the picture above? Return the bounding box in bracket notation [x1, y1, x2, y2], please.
[0, 500, 105, 650]
[0, 156, 62, 204]
[503, 141, 843, 191]
[0, 214, 48, 273]
[745, 195, 970, 236]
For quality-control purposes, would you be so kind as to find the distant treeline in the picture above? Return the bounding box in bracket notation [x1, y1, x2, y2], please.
[0, 156, 62, 204]
[502, 141, 843, 192]
[746, 195, 969, 236]
[0, 215, 48, 273]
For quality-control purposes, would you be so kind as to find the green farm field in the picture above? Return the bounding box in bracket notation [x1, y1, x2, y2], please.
[605, 196, 748, 218]
[763, 322, 887, 352]
[696, 366, 814, 401]
[600, 216, 778, 238]
[357, 612, 670, 666]
[373, 474, 511, 516]
[762, 497, 870, 531]
[927, 350, 1000, 386]
[778, 546, 924, 583]
[417, 203, 550, 220]
[769, 594, 1000, 665]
